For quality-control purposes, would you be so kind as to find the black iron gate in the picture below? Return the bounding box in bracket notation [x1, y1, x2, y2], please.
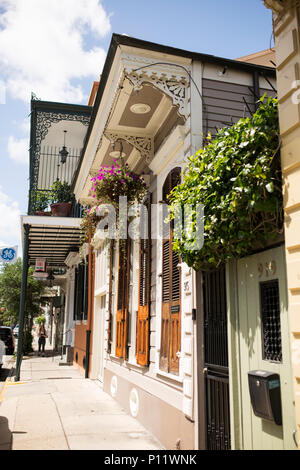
[202, 266, 231, 450]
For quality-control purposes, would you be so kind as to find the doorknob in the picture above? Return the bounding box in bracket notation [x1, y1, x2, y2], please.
[203, 367, 208, 375]
[293, 429, 298, 448]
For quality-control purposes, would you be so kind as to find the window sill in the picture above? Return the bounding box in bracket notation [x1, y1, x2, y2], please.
[125, 360, 149, 371]
[154, 368, 184, 384]
[108, 354, 123, 364]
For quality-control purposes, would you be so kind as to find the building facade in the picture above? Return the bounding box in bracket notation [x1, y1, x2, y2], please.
[72, 35, 284, 450]
[264, 0, 300, 449]
[20, 32, 298, 450]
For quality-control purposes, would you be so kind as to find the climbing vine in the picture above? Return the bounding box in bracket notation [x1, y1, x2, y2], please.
[168, 96, 283, 271]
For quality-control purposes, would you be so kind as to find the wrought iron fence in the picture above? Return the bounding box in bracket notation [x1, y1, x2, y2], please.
[28, 145, 84, 216]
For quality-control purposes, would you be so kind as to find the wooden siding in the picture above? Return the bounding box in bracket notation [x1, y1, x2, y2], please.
[202, 78, 275, 139]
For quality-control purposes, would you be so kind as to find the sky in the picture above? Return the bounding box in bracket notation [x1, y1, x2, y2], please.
[0, 0, 273, 255]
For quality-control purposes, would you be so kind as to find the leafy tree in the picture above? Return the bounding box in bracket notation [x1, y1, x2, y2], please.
[168, 96, 282, 271]
[0, 259, 46, 351]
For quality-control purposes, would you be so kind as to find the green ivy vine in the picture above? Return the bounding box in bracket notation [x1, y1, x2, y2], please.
[168, 96, 283, 271]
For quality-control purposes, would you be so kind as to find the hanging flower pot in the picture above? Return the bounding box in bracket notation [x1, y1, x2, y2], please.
[80, 206, 104, 244]
[89, 162, 148, 208]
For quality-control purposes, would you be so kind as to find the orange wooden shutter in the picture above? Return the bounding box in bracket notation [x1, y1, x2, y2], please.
[115, 239, 130, 358]
[160, 168, 181, 375]
[136, 196, 151, 366]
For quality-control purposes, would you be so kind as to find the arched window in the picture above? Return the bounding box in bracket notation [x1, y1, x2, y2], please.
[160, 167, 181, 375]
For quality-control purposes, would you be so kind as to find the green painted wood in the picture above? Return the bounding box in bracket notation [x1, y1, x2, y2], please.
[226, 261, 243, 450]
[233, 246, 296, 450]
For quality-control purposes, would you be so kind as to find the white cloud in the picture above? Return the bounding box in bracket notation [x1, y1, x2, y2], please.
[0, 187, 21, 249]
[7, 136, 28, 165]
[0, 0, 111, 103]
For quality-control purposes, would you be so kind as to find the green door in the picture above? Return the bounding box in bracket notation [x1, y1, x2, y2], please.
[237, 246, 296, 450]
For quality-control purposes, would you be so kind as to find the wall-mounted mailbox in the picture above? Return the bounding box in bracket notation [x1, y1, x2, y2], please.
[248, 370, 282, 425]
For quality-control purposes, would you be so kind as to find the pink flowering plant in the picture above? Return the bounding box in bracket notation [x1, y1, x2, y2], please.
[89, 162, 148, 208]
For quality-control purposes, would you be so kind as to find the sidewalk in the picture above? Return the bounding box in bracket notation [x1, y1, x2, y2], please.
[0, 349, 163, 450]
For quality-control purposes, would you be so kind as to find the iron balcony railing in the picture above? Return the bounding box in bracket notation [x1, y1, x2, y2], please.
[28, 145, 84, 217]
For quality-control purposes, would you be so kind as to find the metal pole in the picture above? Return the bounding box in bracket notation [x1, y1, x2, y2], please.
[15, 224, 30, 382]
[85, 329, 91, 379]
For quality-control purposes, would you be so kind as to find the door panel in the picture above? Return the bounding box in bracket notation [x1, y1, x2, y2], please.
[97, 294, 106, 382]
[237, 246, 295, 450]
[203, 266, 231, 450]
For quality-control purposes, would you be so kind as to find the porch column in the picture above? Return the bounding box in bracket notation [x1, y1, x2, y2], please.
[15, 224, 30, 382]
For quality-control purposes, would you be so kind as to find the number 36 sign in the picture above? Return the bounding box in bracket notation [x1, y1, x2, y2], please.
[0, 246, 18, 264]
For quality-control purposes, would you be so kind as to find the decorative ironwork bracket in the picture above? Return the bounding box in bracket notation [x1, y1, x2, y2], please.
[121, 53, 190, 118]
[104, 130, 154, 164]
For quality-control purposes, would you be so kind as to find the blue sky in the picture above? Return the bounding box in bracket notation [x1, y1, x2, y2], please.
[0, 0, 273, 254]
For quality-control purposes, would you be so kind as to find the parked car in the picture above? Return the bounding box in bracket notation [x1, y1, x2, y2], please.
[13, 324, 19, 337]
[0, 326, 15, 355]
[0, 339, 5, 368]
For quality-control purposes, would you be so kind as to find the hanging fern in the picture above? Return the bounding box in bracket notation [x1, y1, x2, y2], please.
[168, 96, 283, 271]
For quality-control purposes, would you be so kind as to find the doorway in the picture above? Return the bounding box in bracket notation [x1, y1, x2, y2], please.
[202, 266, 231, 450]
[93, 294, 106, 383]
[236, 246, 295, 449]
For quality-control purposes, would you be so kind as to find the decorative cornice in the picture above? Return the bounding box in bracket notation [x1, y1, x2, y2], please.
[104, 130, 154, 163]
[121, 53, 190, 117]
[264, 0, 299, 13]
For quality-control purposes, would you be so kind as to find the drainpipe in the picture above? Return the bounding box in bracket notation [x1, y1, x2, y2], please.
[15, 224, 30, 382]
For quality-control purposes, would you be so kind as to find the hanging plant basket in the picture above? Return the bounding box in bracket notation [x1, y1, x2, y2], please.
[80, 206, 104, 244]
[89, 162, 148, 208]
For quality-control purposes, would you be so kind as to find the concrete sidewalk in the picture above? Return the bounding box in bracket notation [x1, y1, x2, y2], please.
[0, 350, 163, 450]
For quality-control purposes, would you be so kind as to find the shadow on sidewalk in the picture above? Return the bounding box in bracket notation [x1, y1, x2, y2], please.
[0, 416, 12, 450]
[27, 348, 62, 360]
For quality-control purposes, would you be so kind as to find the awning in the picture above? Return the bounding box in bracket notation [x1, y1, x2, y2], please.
[21, 215, 82, 268]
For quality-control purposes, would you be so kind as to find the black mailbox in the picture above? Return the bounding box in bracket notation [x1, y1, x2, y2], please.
[248, 370, 282, 425]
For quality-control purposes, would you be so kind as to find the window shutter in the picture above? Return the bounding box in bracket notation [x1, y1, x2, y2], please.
[160, 168, 181, 375]
[83, 255, 89, 321]
[77, 263, 84, 321]
[136, 196, 151, 366]
[169, 247, 181, 374]
[107, 240, 115, 354]
[115, 239, 130, 358]
[73, 267, 78, 321]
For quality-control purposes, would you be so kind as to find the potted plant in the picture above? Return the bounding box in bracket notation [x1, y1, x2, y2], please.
[35, 191, 50, 216]
[49, 180, 74, 217]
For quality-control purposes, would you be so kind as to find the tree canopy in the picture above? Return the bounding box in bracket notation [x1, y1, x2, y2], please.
[0, 259, 46, 326]
[169, 96, 282, 271]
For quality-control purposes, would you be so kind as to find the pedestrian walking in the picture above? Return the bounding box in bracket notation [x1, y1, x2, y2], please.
[37, 322, 48, 357]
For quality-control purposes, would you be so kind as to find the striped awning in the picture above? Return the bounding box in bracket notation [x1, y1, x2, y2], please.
[21, 215, 82, 268]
